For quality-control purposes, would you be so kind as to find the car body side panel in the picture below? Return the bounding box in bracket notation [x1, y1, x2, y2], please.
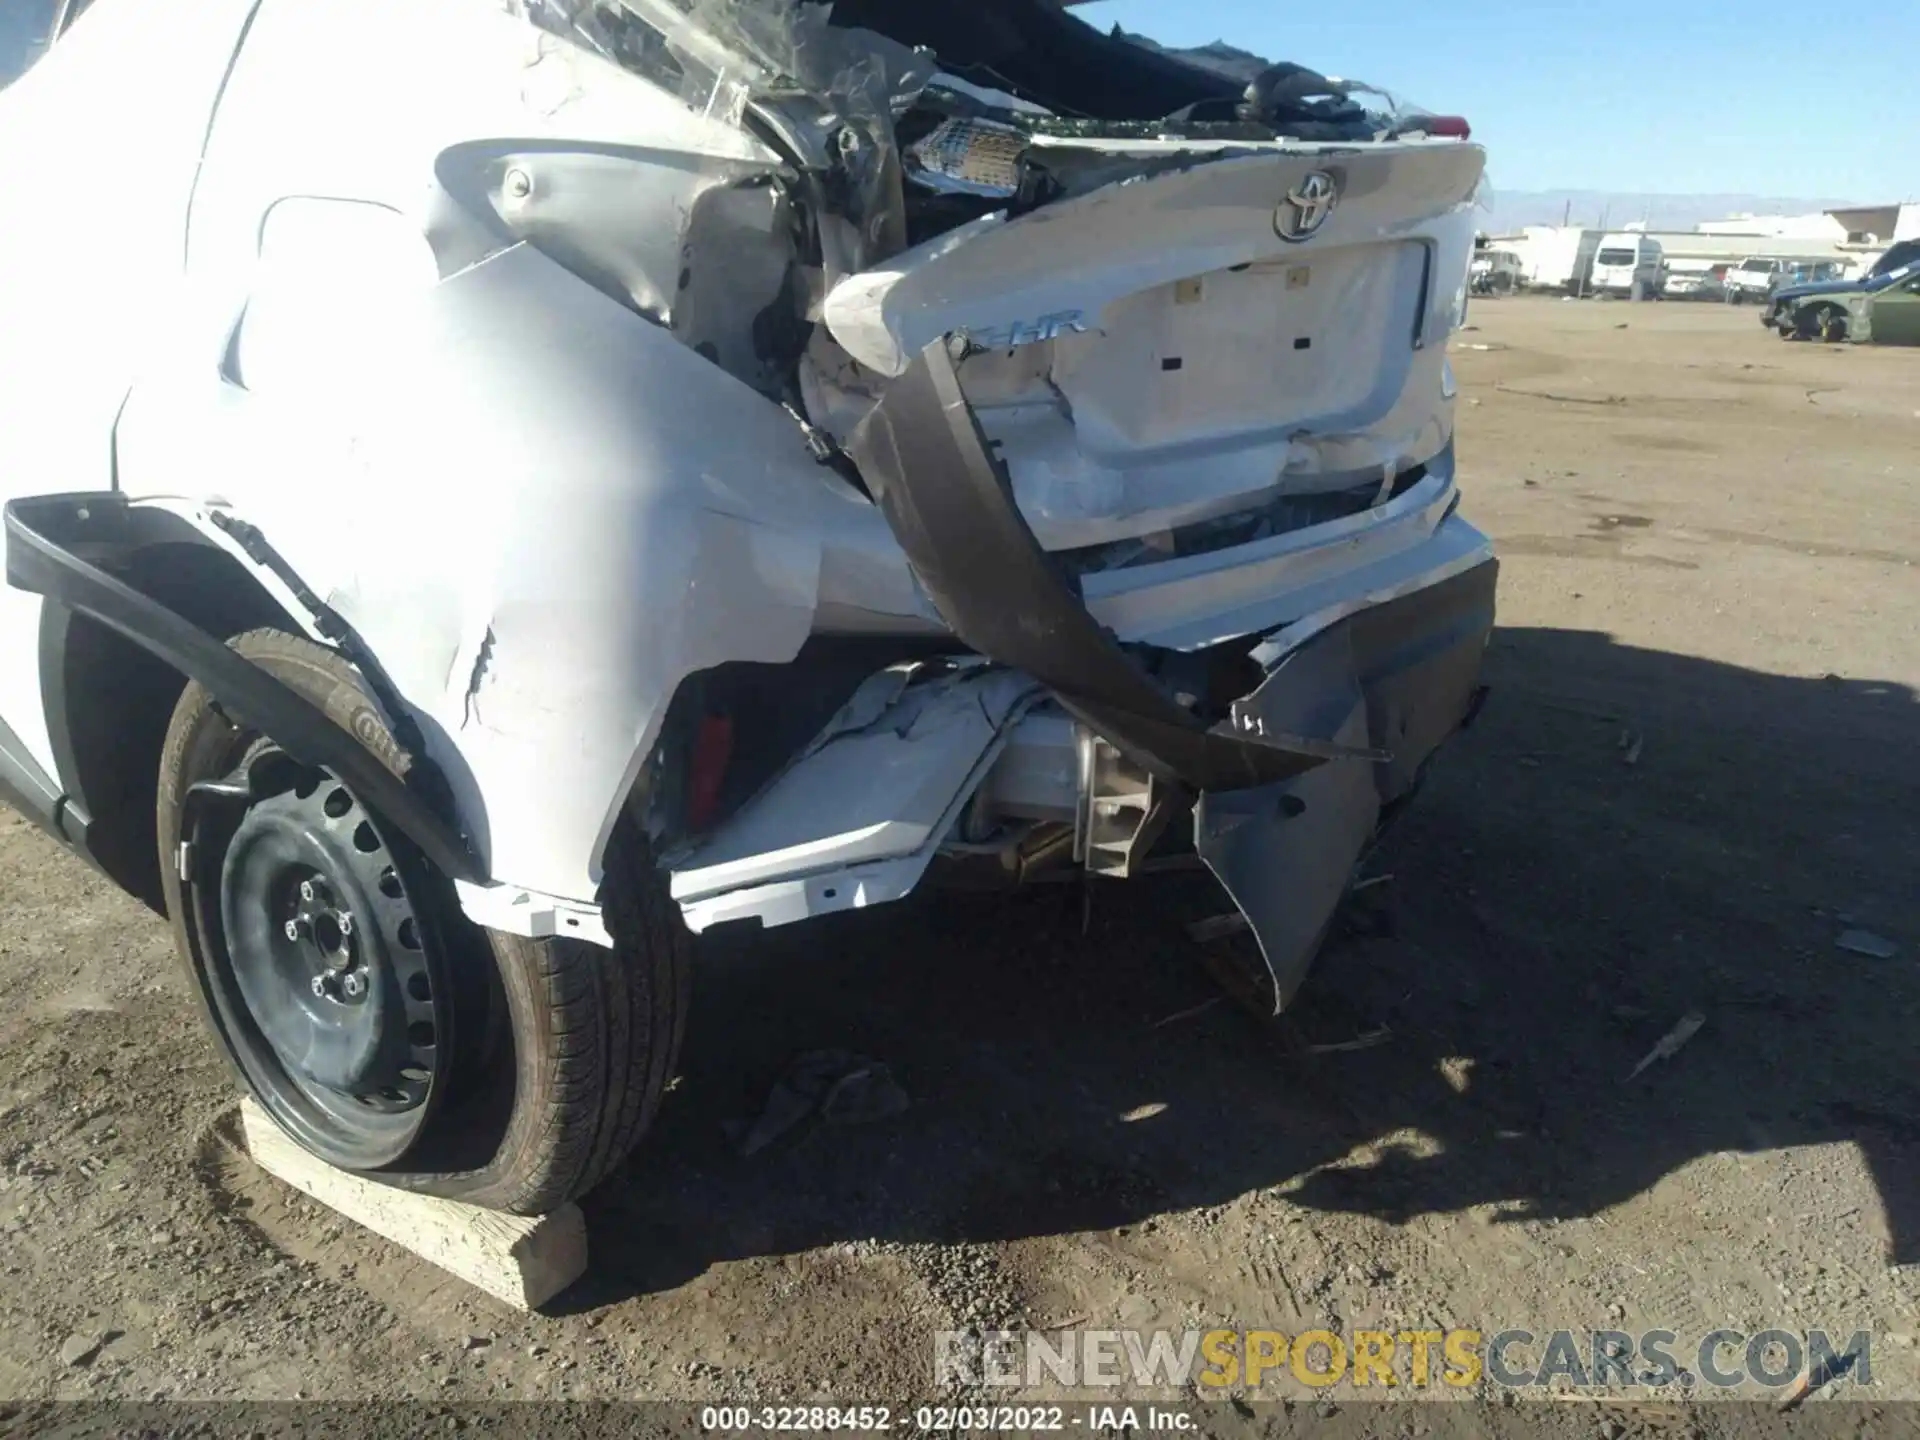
[0, 0, 262, 780]
[116, 236, 916, 906]
[1861, 284, 1920, 345]
[102, 0, 926, 905]
[2, 0, 1500, 958]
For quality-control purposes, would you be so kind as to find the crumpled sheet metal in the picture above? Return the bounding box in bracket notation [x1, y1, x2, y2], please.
[501, 0, 932, 160]
[502, 0, 932, 263]
[905, 115, 1026, 198]
[685, 0, 932, 119]
[684, 0, 935, 265]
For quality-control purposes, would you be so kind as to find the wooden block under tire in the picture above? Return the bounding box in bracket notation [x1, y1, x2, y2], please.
[239, 1099, 587, 1311]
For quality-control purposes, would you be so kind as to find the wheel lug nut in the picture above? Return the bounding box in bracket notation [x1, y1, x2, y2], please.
[341, 973, 367, 1000]
[310, 975, 329, 999]
[300, 880, 316, 903]
[337, 912, 354, 937]
[285, 920, 303, 942]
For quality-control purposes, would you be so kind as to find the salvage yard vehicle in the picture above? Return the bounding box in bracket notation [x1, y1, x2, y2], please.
[1590, 233, 1665, 299]
[1660, 265, 1725, 302]
[1774, 269, 1920, 345]
[1722, 255, 1831, 304]
[0, 0, 1496, 1212]
[1470, 248, 1525, 295]
[1765, 240, 1920, 344]
[1589, 234, 1666, 301]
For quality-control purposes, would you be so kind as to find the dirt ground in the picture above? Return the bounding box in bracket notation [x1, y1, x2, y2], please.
[1, 298, 1917, 1430]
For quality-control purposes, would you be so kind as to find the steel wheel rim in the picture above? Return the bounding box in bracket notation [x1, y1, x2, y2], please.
[185, 748, 456, 1170]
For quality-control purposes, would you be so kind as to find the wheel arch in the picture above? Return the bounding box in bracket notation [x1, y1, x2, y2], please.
[33, 507, 299, 909]
[8, 495, 487, 913]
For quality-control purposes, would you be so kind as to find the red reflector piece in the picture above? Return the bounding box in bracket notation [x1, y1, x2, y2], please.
[1426, 115, 1472, 139]
[688, 714, 734, 832]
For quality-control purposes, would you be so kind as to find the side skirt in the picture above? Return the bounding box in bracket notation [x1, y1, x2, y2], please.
[0, 710, 69, 841]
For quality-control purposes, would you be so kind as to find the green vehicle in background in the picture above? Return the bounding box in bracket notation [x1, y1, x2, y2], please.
[1768, 241, 1920, 345]
[1831, 270, 1920, 345]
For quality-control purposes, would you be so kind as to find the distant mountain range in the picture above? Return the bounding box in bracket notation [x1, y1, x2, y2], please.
[1481, 191, 1862, 236]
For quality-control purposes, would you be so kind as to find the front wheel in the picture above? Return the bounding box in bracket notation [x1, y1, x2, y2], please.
[157, 629, 691, 1213]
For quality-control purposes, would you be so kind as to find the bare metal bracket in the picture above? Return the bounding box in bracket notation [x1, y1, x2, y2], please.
[1074, 730, 1178, 879]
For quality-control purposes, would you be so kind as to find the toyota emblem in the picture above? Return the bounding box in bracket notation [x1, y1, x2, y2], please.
[1275, 171, 1339, 242]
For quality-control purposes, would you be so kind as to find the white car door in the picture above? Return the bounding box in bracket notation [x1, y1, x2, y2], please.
[0, 0, 261, 797]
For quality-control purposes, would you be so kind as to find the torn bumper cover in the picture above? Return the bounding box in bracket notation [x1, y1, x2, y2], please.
[1193, 564, 1494, 1006]
[848, 337, 1496, 1009]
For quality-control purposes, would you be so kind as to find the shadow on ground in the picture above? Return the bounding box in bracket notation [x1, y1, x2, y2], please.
[567, 627, 1920, 1306]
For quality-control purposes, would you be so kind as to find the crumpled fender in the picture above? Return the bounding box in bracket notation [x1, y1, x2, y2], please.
[3, 492, 481, 887]
[112, 241, 921, 913]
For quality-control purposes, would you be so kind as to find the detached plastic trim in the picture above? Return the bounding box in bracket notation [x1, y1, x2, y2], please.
[846, 336, 1383, 793]
[3, 494, 482, 885]
[0, 710, 65, 839]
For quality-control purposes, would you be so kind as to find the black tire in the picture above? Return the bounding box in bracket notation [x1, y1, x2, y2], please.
[157, 628, 691, 1213]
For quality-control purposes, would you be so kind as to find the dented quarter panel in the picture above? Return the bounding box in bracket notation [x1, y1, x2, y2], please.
[108, 0, 928, 905]
[120, 240, 870, 906]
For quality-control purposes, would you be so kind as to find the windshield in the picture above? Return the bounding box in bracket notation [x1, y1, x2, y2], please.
[0, 0, 58, 88]
[1871, 240, 1920, 278]
[1597, 249, 1637, 266]
[1738, 260, 1774, 274]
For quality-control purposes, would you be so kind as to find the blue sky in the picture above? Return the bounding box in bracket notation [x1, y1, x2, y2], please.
[1081, 1, 1912, 201]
